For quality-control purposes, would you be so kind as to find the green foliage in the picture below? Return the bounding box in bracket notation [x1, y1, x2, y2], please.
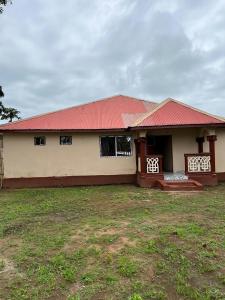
[0, 86, 20, 122]
[0, 105, 20, 122]
[0, 259, 5, 271]
[144, 288, 166, 300]
[81, 272, 97, 284]
[118, 256, 138, 278]
[105, 274, 118, 285]
[143, 239, 159, 254]
[36, 265, 56, 286]
[67, 295, 81, 300]
[128, 293, 143, 300]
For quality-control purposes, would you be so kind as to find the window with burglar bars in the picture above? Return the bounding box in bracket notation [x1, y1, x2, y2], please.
[34, 136, 46, 146]
[60, 136, 72, 145]
[100, 136, 132, 157]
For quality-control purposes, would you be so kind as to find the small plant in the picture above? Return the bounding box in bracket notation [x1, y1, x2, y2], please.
[144, 288, 166, 300]
[81, 272, 97, 284]
[105, 274, 118, 285]
[144, 240, 158, 254]
[72, 249, 86, 262]
[50, 253, 67, 270]
[67, 295, 81, 300]
[204, 287, 225, 299]
[118, 256, 138, 278]
[36, 265, 56, 287]
[131, 280, 145, 292]
[155, 261, 168, 275]
[62, 266, 76, 282]
[128, 293, 143, 300]
[218, 274, 225, 285]
[0, 259, 5, 271]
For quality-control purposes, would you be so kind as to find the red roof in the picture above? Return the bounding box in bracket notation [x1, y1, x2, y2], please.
[0, 96, 224, 131]
[0, 95, 157, 131]
[133, 98, 224, 127]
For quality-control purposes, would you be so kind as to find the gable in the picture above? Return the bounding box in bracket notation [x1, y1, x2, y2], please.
[133, 99, 224, 127]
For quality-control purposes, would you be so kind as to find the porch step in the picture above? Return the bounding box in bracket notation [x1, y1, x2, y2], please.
[156, 179, 203, 191]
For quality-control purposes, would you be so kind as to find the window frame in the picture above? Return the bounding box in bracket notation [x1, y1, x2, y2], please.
[34, 136, 46, 146]
[60, 135, 72, 145]
[100, 135, 132, 157]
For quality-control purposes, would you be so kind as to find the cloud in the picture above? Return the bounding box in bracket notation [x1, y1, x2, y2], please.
[0, 0, 225, 117]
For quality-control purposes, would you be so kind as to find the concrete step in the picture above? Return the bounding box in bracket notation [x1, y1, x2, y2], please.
[156, 179, 203, 191]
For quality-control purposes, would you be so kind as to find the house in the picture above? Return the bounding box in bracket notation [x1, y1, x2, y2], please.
[0, 95, 225, 190]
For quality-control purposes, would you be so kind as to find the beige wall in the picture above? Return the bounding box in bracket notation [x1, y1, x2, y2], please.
[215, 129, 225, 172]
[3, 132, 136, 178]
[148, 128, 199, 172]
[3, 128, 225, 178]
[200, 128, 225, 172]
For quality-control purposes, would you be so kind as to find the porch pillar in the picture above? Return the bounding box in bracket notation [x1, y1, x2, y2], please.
[139, 137, 147, 174]
[207, 135, 217, 173]
[196, 137, 205, 153]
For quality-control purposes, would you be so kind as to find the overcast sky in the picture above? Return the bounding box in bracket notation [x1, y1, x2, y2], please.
[1, 0, 225, 118]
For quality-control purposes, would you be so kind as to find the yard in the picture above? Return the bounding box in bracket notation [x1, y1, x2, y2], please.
[0, 185, 225, 300]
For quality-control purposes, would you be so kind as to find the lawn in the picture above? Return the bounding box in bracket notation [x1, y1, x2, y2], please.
[0, 185, 225, 300]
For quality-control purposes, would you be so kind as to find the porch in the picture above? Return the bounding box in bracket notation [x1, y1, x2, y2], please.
[135, 129, 218, 190]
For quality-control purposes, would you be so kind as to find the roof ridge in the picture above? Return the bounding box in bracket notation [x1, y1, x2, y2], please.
[131, 98, 169, 126]
[0, 94, 156, 128]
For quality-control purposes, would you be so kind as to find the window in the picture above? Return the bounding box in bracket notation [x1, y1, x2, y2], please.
[100, 136, 132, 157]
[60, 136, 72, 145]
[34, 136, 46, 146]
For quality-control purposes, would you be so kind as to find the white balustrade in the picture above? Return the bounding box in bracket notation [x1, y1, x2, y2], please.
[187, 155, 211, 173]
[146, 156, 160, 173]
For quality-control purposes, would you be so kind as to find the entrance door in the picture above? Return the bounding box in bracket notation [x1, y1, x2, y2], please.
[146, 135, 173, 172]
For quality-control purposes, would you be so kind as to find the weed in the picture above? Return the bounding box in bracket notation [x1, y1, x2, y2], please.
[67, 295, 81, 300]
[144, 288, 166, 300]
[128, 293, 143, 300]
[143, 239, 158, 254]
[105, 274, 118, 285]
[0, 259, 5, 271]
[118, 256, 138, 277]
[81, 272, 97, 284]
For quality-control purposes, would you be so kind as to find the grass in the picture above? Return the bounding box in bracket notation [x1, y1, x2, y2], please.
[0, 184, 225, 299]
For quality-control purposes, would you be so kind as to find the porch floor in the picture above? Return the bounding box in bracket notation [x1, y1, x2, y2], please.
[164, 172, 188, 181]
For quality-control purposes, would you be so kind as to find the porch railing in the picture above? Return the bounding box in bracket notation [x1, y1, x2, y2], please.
[146, 155, 163, 174]
[184, 153, 212, 174]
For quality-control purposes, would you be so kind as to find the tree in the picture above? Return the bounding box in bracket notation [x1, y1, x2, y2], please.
[0, 86, 4, 97]
[0, 0, 11, 14]
[0, 86, 20, 122]
[1, 107, 20, 122]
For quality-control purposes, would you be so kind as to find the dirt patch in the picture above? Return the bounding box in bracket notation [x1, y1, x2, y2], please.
[144, 213, 208, 226]
[0, 258, 15, 274]
[107, 236, 137, 253]
[63, 222, 130, 252]
[166, 191, 203, 197]
[145, 265, 155, 281]
[69, 282, 85, 294]
[95, 221, 130, 236]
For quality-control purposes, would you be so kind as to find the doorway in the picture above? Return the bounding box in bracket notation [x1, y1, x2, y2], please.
[146, 135, 173, 172]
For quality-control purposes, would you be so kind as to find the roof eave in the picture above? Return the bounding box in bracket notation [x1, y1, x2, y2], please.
[0, 127, 131, 133]
[130, 123, 225, 130]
